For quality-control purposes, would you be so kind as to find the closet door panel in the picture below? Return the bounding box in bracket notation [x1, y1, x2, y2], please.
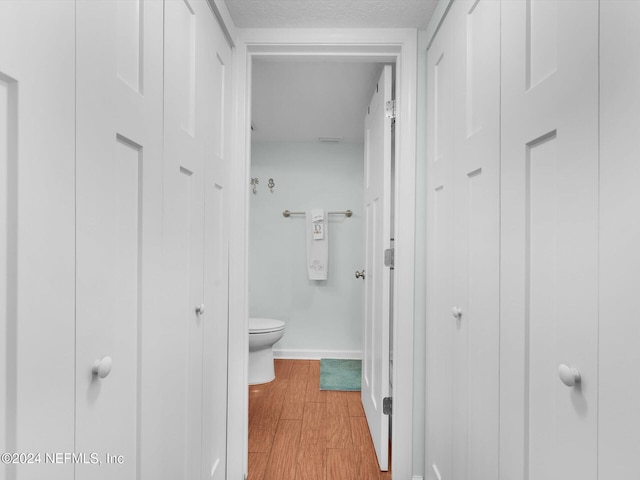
[75, 1, 164, 478]
[168, 160, 205, 480]
[164, 0, 205, 477]
[599, 1, 640, 476]
[499, 1, 599, 479]
[201, 17, 233, 479]
[0, 3, 76, 479]
[164, 1, 231, 478]
[427, 2, 501, 479]
[451, 1, 500, 479]
[425, 14, 455, 480]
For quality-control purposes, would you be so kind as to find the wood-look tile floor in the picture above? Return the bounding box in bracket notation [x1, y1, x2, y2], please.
[248, 359, 392, 480]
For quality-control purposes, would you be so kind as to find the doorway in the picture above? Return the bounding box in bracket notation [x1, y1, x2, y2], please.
[227, 32, 418, 480]
[247, 58, 386, 477]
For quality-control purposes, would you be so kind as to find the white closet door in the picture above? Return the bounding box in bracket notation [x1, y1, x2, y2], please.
[201, 10, 233, 480]
[164, 0, 205, 478]
[500, 1, 599, 479]
[599, 1, 640, 476]
[164, 0, 230, 478]
[75, 1, 164, 478]
[0, 3, 76, 479]
[427, 2, 500, 479]
[450, 0, 500, 479]
[426, 13, 455, 480]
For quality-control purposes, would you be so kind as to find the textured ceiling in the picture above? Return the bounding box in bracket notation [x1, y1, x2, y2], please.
[251, 60, 382, 143]
[224, 0, 438, 28]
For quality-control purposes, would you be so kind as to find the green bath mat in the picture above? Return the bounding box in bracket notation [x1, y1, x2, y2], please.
[319, 358, 362, 391]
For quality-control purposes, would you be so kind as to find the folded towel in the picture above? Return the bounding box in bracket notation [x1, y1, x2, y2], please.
[306, 209, 328, 280]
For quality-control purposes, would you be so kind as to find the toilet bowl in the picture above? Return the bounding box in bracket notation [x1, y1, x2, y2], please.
[248, 317, 285, 385]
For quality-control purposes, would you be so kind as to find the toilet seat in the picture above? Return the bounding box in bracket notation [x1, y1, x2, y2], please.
[249, 317, 285, 334]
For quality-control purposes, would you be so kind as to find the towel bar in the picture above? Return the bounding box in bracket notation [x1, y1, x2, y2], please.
[282, 209, 352, 218]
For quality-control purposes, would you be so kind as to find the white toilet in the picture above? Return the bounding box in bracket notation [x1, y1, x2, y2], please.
[248, 317, 286, 385]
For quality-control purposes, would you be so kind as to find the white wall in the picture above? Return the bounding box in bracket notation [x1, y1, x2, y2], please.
[250, 141, 364, 358]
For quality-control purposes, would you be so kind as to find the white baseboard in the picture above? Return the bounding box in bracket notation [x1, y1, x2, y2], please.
[273, 348, 362, 360]
[412, 476, 424, 480]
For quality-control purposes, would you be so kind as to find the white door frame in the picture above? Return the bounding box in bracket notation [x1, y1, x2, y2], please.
[227, 28, 418, 479]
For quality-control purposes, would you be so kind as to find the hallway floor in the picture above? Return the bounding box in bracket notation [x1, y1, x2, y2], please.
[248, 359, 392, 480]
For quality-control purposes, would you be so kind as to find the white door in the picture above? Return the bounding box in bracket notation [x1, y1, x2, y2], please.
[426, 14, 456, 480]
[599, 1, 640, 476]
[164, 0, 206, 477]
[0, 3, 76, 479]
[164, 1, 232, 478]
[500, 1, 599, 479]
[426, 3, 501, 479]
[200, 10, 233, 480]
[450, 1, 501, 479]
[75, 0, 164, 478]
[362, 64, 392, 472]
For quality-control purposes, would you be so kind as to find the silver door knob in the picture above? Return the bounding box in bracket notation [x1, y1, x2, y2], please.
[558, 364, 581, 387]
[92, 356, 113, 379]
[355, 270, 365, 279]
[195, 304, 205, 315]
[452, 306, 462, 319]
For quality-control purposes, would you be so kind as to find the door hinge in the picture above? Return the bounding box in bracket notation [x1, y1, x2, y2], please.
[384, 248, 394, 268]
[383, 396, 392, 415]
[385, 100, 396, 120]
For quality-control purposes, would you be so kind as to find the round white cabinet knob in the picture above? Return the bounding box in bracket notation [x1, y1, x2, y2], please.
[195, 304, 205, 315]
[92, 356, 113, 379]
[451, 306, 462, 319]
[558, 364, 581, 387]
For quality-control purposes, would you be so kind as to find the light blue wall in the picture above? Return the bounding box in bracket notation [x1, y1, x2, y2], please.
[249, 142, 364, 357]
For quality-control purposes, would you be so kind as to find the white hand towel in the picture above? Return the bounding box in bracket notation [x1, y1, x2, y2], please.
[306, 209, 328, 280]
